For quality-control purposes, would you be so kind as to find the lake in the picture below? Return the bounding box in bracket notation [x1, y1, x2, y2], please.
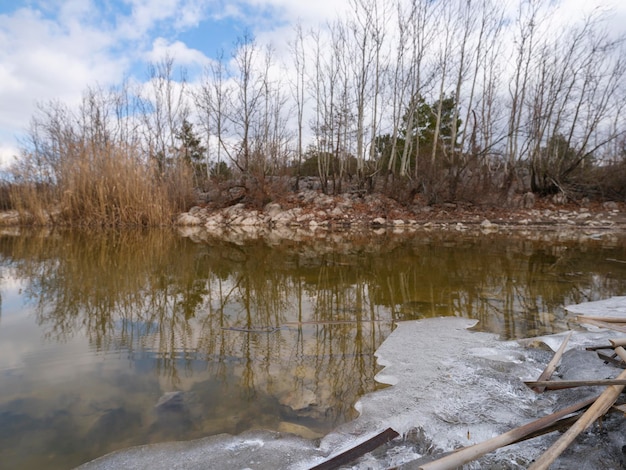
[0, 227, 625, 469]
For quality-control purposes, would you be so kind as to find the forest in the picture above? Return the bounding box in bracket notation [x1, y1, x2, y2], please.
[3, 0, 626, 226]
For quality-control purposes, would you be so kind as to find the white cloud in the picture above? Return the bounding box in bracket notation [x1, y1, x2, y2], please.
[146, 37, 213, 68]
[0, 5, 129, 166]
[1, 0, 624, 170]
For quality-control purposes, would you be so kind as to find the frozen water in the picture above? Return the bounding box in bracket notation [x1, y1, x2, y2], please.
[565, 296, 626, 319]
[77, 297, 626, 470]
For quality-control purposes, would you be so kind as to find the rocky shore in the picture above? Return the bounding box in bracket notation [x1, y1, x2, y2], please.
[175, 189, 626, 243]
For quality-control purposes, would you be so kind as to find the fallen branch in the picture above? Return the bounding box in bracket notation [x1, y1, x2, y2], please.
[610, 338, 626, 348]
[527, 346, 626, 470]
[418, 396, 597, 470]
[525, 378, 626, 390]
[575, 317, 626, 334]
[596, 351, 626, 368]
[309, 428, 399, 470]
[532, 331, 572, 392]
[576, 315, 626, 324]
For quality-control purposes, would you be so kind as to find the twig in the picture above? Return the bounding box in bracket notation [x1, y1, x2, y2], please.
[309, 428, 399, 470]
[575, 317, 626, 334]
[532, 331, 572, 393]
[418, 396, 597, 470]
[525, 378, 626, 390]
[527, 346, 626, 470]
[576, 315, 626, 324]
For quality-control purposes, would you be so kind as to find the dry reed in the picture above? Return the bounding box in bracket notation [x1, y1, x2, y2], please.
[10, 142, 195, 227]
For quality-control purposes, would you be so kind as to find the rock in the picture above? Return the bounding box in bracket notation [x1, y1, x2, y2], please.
[176, 213, 203, 226]
[263, 203, 283, 218]
[278, 422, 324, 440]
[603, 201, 619, 211]
[280, 388, 317, 412]
[155, 391, 185, 411]
[372, 217, 386, 226]
[272, 208, 302, 226]
[204, 214, 224, 227]
[480, 219, 493, 228]
[329, 207, 344, 217]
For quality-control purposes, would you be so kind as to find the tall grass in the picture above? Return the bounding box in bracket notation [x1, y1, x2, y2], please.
[10, 143, 196, 227]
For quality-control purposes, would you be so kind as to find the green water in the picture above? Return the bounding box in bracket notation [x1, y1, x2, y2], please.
[0, 228, 625, 469]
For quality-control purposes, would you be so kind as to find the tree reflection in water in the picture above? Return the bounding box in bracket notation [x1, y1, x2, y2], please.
[0, 228, 625, 469]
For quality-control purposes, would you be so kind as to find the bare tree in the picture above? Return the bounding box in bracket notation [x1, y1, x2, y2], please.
[288, 21, 308, 188]
[139, 55, 190, 174]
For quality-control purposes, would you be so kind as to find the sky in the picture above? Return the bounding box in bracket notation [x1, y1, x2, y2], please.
[0, 0, 625, 168]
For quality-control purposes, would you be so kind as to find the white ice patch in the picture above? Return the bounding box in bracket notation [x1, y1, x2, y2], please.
[565, 296, 626, 319]
[78, 298, 626, 469]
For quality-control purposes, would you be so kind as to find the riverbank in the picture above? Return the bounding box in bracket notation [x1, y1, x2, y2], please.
[172, 190, 626, 247]
[177, 190, 625, 230]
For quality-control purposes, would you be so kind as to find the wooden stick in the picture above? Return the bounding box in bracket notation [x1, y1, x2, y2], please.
[596, 351, 626, 368]
[575, 317, 626, 334]
[310, 427, 399, 470]
[532, 331, 572, 393]
[527, 346, 626, 470]
[576, 315, 626, 324]
[525, 378, 626, 390]
[418, 396, 597, 470]
[609, 338, 626, 347]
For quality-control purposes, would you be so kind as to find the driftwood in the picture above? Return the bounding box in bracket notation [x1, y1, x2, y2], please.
[309, 428, 399, 470]
[575, 317, 626, 334]
[527, 346, 626, 470]
[417, 396, 597, 470]
[531, 331, 572, 393]
[577, 315, 626, 324]
[595, 351, 626, 368]
[525, 378, 626, 390]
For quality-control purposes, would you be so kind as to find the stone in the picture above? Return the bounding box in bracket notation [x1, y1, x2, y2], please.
[280, 388, 317, 412]
[155, 391, 185, 410]
[277, 422, 324, 440]
[263, 203, 283, 218]
[176, 213, 203, 226]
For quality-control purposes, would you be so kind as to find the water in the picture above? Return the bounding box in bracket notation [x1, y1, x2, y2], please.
[0, 228, 625, 469]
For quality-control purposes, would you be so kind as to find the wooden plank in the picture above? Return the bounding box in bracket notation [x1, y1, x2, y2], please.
[527, 346, 626, 470]
[309, 428, 399, 470]
[532, 331, 572, 393]
[525, 378, 626, 390]
[418, 396, 597, 470]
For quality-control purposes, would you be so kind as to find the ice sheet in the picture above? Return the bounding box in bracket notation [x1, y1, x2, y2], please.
[78, 299, 626, 469]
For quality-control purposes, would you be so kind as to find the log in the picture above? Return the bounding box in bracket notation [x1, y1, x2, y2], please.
[309, 427, 399, 470]
[532, 331, 572, 393]
[418, 396, 597, 470]
[575, 317, 626, 334]
[527, 346, 626, 470]
[525, 378, 626, 390]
